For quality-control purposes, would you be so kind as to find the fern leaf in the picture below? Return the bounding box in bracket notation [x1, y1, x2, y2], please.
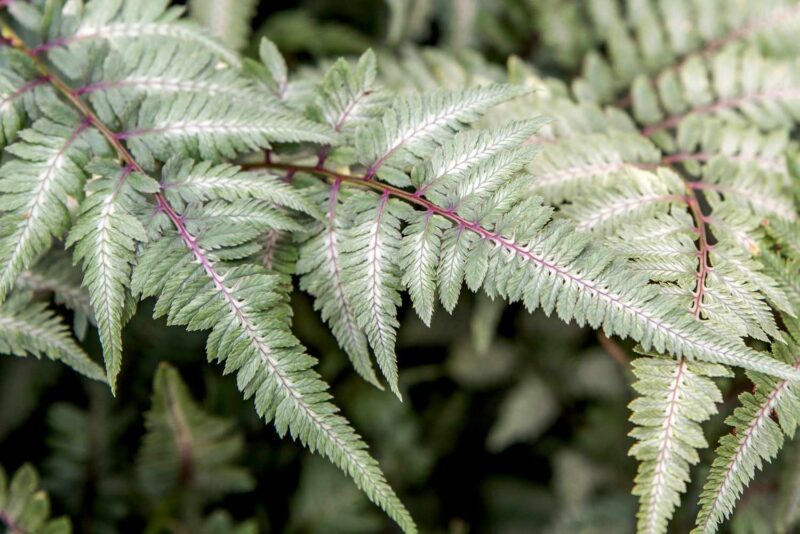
[0, 463, 70, 534]
[66, 160, 158, 391]
[0, 107, 99, 302]
[297, 183, 381, 388]
[120, 93, 334, 164]
[399, 210, 448, 325]
[340, 191, 409, 397]
[357, 85, 529, 183]
[693, 318, 800, 533]
[161, 158, 318, 217]
[81, 41, 258, 106]
[315, 49, 385, 136]
[137, 363, 254, 500]
[0, 292, 104, 381]
[131, 196, 415, 533]
[50, 0, 241, 68]
[629, 356, 731, 534]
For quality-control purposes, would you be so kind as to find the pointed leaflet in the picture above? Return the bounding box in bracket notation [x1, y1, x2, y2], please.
[693, 318, 800, 534]
[357, 84, 529, 183]
[399, 210, 448, 326]
[295, 50, 385, 387]
[0, 106, 97, 302]
[131, 200, 415, 533]
[137, 363, 254, 500]
[340, 191, 408, 397]
[67, 160, 158, 391]
[46, 0, 241, 68]
[121, 92, 334, 165]
[160, 158, 318, 217]
[314, 49, 384, 136]
[0, 292, 104, 381]
[297, 183, 381, 389]
[629, 356, 730, 534]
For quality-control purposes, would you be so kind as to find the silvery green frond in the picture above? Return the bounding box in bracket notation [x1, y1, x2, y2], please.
[313, 49, 386, 137]
[43, 0, 240, 70]
[131, 231, 414, 532]
[136, 363, 254, 502]
[0, 50, 52, 150]
[527, 131, 661, 204]
[121, 92, 334, 164]
[575, 0, 800, 102]
[83, 41, 259, 112]
[0, 291, 104, 381]
[160, 158, 318, 217]
[356, 84, 529, 183]
[297, 183, 381, 389]
[693, 317, 800, 533]
[629, 356, 731, 534]
[761, 251, 800, 313]
[0, 104, 100, 302]
[561, 167, 685, 234]
[340, 191, 409, 397]
[399, 210, 449, 326]
[66, 160, 158, 391]
[189, 0, 257, 51]
[634, 47, 800, 137]
[0, 463, 71, 534]
[413, 119, 544, 194]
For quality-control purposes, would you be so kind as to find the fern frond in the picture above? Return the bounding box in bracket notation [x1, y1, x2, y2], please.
[161, 158, 317, 217]
[0, 105, 99, 302]
[66, 160, 158, 390]
[119, 92, 334, 164]
[357, 84, 529, 183]
[340, 191, 408, 397]
[80, 41, 257, 105]
[0, 292, 104, 381]
[693, 318, 800, 533]
[297, 183, 381, 388]
[0, 463, 70, 534]
[629, 356, 731, 534]
[137, 363, 254, 501]
[43, 0, 241, 68]
[131, 195, 415, 532]
[576, 0, 800, 103]
[189, 0, 257, 51]
[0, 50, 51, 150]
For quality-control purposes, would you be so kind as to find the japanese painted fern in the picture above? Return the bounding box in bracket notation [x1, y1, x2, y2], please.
[3, 1, 800, 533]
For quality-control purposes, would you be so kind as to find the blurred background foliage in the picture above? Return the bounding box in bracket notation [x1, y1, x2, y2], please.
[1, 0, 797, 532]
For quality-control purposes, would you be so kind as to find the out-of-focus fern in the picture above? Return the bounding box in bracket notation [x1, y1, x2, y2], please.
[0, 463, 70, 534]
[136, 363, 254, 503]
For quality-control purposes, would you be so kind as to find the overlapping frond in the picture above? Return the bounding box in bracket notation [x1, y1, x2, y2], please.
[131, 220, 415, 533]
[0, 103, 99, 302]
[67, 160, 158, 390]
[575, 0, 800, 103]
[49, 0, 241, 68]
